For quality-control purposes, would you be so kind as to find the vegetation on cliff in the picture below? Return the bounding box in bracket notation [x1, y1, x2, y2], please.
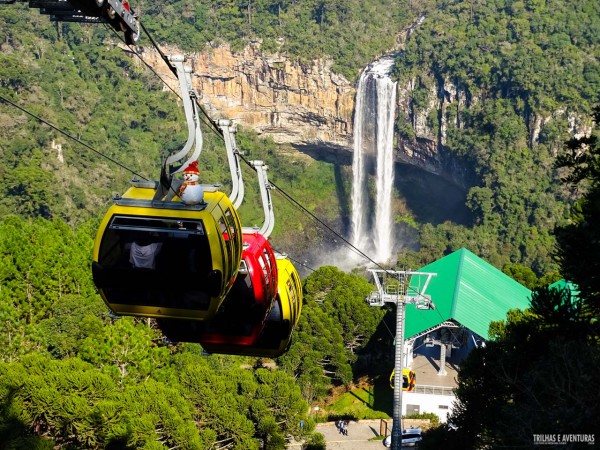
[141, 0, 416, 80]
[394, 0, 599, 275]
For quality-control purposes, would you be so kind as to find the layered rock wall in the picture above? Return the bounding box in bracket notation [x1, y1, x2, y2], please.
[142, 44, 355, 148]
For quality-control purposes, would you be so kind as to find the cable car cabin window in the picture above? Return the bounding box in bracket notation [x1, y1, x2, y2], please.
[290, 270, 301, 294]
[223, 208, 240, 263]
[280, 275, 298, 328]
[402, 375, 409, 390]
[263, 249, 276, 280]
[263, 248, 273, 274]
[94, 215, 213, 311]
[288, 270, 301, 314]
[258, 252, 267, 277]
[223, 208, 237, 240]
[218, 215, 232, 288]
[239, 259, 249, 274]
[258, 251, 269, 292]
[268, 254, 277, 295]
[286, 279, 296, 306]
[219, 207, 241, 283]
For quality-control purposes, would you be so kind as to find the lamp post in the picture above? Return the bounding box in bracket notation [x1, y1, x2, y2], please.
[367, 269, 436, 450]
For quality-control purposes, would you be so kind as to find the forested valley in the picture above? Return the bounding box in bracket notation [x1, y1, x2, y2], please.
[0, 0, 599, 448]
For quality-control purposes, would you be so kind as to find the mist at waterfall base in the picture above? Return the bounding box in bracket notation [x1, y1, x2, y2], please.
[279, 149, 471, 275]
[300, 160, 470, 275]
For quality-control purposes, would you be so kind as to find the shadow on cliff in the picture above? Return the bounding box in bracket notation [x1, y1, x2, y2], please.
[394, 162, 471, 226]
[293, 142, 471, 227]
[334, 163, 351, 236]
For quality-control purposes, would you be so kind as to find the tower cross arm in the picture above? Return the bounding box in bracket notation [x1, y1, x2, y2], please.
[365, 269, 437, 308]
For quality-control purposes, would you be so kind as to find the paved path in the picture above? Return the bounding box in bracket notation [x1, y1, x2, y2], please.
[288, 420, 391, 450]
[288, 419, 426, 449]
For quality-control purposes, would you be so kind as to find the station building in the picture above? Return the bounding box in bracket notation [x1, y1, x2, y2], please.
[399, 248, 532, 421]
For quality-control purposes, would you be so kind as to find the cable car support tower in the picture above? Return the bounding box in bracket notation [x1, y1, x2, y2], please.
[367, 269, 436, 450]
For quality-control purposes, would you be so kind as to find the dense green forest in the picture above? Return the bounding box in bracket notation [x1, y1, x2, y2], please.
[0, 0, 599, 447]
[0, 214, 387, 448]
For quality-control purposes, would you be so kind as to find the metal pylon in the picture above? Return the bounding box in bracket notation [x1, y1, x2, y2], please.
[367, 269, 436, 450]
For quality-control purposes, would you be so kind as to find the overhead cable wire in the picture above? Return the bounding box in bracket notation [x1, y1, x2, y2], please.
[275, 250, 317, 273]
[380, 316, 396, 340]
[432, 306, 464, 345]
[108, 22, 226, 178]
[139, 22, 176, 77]
[0, 95, 149, 181]
[139, 22, 225, 139]
[110, 21, 224, 139]
[270, 176, 390, 271]
[103, 23, 181, 99]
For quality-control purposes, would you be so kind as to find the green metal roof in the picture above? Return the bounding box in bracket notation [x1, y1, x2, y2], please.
[405, 248, 532, 340]
[549, 279, 580, 299]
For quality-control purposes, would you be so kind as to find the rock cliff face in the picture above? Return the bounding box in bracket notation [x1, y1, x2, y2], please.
[395, 75, 477, 187]
[141, 43, 472, 186]
[142, 44, 355, 148]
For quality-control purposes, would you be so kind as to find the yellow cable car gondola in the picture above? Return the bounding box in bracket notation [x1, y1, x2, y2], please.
[198, 256, 302, 357]
[92, 181, 242, 320]
[91, 55, 243, 321]
[390, 368, 416, 391]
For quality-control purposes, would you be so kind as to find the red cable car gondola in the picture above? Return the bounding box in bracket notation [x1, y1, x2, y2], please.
[157, 231, 278, 345]
[156, 160, 282, 348]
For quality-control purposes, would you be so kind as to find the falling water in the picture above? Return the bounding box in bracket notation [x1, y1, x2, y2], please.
[350, 71, 370, 253]
[350, 57, 397, 263]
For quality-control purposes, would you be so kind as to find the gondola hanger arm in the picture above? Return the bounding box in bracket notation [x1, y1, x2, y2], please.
[217, 119, 245, 209]
[165, 54, 203, 175]
[249, 160, 275, 239]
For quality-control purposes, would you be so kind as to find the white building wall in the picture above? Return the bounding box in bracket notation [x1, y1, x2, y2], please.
[402, 391, 456, 423]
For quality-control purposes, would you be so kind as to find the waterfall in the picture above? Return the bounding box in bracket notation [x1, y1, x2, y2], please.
[350, 57, 397, 263]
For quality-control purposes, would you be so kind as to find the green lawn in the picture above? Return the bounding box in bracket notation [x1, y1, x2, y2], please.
[323, 381, 393, 421]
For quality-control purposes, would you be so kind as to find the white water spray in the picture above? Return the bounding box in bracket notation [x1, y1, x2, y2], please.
[350, 57, 397, 263]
